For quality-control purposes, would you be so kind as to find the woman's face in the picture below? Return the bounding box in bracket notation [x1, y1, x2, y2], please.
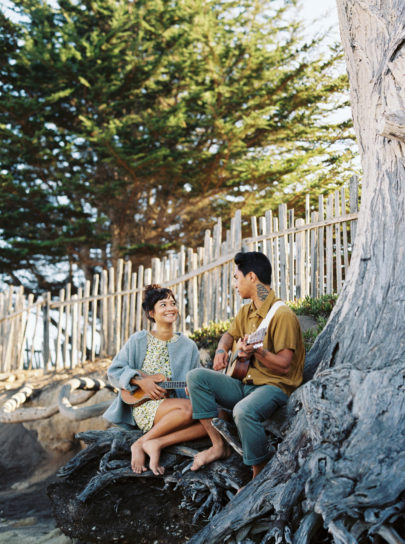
[150, 296, 178, 325]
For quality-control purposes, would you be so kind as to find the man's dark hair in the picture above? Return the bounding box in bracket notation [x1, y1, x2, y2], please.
[234, 251, 272, 285]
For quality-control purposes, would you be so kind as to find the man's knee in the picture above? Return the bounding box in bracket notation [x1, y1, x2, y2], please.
[233, 401, 253, 427]
[186, 367, 209, 390]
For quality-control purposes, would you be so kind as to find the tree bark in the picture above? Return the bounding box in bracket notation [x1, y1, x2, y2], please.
[188, 1, 405, 542]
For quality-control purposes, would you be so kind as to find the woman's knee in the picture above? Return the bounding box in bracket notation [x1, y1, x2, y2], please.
[179, 400, 193, 419]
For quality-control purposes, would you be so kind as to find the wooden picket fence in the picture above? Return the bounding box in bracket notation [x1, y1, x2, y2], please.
[0, 177, 360, 373]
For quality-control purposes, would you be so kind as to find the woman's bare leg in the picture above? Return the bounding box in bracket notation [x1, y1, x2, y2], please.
[131, 398, 206, 475]
[143, 422, 206, 475]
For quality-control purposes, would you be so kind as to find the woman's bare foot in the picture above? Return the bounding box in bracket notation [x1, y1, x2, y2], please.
[190, 443, 231, 471]
[142, 439, 165, 476]
[131, 441, 147, 474]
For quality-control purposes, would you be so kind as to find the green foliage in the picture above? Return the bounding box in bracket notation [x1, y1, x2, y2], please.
[288, 294, 338, 351]
[0, 0, 357, 292]
[190, 320, 231, 361]
[288, 294, 338, 318]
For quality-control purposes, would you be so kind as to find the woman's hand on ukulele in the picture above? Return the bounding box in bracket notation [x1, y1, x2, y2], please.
[137, 376, 166, 400]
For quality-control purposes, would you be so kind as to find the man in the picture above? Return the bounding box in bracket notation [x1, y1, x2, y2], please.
[186, 251, 305, 479]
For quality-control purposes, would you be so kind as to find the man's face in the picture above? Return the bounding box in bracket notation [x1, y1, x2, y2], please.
[233, 267, 252, 299]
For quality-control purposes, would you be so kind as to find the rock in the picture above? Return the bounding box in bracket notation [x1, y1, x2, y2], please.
[0, 422, 47, 489]
[297, 315, 318, 332]
[198, 348, 212, 368]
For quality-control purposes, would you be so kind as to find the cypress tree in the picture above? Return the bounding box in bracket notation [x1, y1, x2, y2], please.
[0, 0, 356, 291]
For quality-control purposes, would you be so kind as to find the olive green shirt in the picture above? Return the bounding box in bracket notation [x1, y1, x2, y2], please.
[228, 289, 305, 396]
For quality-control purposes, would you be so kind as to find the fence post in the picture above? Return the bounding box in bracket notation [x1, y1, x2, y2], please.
[350, 175, 359, 244]
[55, 289, 65, 370]
[326, 194, 334, 294]
[296, 218, 305, 299]
[43, 291, 51, 372]
[279, 204, 288, 300]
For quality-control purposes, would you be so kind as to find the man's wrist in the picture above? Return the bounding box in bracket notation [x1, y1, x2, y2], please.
[216, 348, 226, 354]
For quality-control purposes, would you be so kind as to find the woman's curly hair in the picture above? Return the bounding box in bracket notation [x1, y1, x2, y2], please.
[142, 284, 176, 322]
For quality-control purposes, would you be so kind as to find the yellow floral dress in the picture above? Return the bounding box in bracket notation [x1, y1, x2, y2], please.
[132, 332, 179, 432]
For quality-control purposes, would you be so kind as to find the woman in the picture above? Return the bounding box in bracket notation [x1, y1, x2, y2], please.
[104, 285, 206, 475]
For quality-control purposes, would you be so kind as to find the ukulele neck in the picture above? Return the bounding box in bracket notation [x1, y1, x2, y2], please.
[159, 381, 186, 389]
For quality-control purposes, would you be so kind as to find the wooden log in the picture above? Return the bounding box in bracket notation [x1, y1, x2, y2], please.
[0, 384, 96, 423]
[58, 377, 113, 421]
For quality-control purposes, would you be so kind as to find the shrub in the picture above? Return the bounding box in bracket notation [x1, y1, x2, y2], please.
[289, 295, 337, 351]
[190, 321, 231, 362]
[288, 294, 338, 319]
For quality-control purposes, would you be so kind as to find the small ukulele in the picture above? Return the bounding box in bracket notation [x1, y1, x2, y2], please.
[120, 371, 186, 407]
[225, 327, 266, 381]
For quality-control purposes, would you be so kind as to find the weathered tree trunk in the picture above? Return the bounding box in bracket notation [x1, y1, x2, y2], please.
[189, 1, 405, 542]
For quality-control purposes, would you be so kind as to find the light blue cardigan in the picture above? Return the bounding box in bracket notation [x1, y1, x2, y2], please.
[103, 330, 201, 427]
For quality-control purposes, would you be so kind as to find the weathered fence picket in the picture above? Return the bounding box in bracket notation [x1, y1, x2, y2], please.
[0, 178, 360, 372]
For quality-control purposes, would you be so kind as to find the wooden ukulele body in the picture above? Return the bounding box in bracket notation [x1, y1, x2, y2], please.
[225, 327, 266, 380]
[120, 372, 186, 407]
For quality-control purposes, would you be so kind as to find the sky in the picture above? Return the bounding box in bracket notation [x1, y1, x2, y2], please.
[298, 0, 340, 45]
[300, 0, 339, 27]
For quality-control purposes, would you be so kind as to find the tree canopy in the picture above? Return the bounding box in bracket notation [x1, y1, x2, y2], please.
[0, 0, 357, 293]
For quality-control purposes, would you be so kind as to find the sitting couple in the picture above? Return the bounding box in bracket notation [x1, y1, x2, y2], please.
[103, 251, 305, 479]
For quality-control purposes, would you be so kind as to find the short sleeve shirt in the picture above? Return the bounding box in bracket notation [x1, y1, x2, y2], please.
[227, 289, 305, 396]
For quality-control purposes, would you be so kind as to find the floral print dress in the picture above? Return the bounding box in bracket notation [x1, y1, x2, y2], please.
[132, 331, 179, 432]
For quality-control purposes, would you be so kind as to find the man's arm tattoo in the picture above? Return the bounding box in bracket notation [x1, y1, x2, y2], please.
[256, 283, 269, 301]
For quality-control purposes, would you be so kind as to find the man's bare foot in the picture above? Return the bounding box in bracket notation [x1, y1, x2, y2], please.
[252, 460, 267, 478]
[131, 441, 147, 474]
[142, 439, 165, 476]
[190, 443, 231, 471]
